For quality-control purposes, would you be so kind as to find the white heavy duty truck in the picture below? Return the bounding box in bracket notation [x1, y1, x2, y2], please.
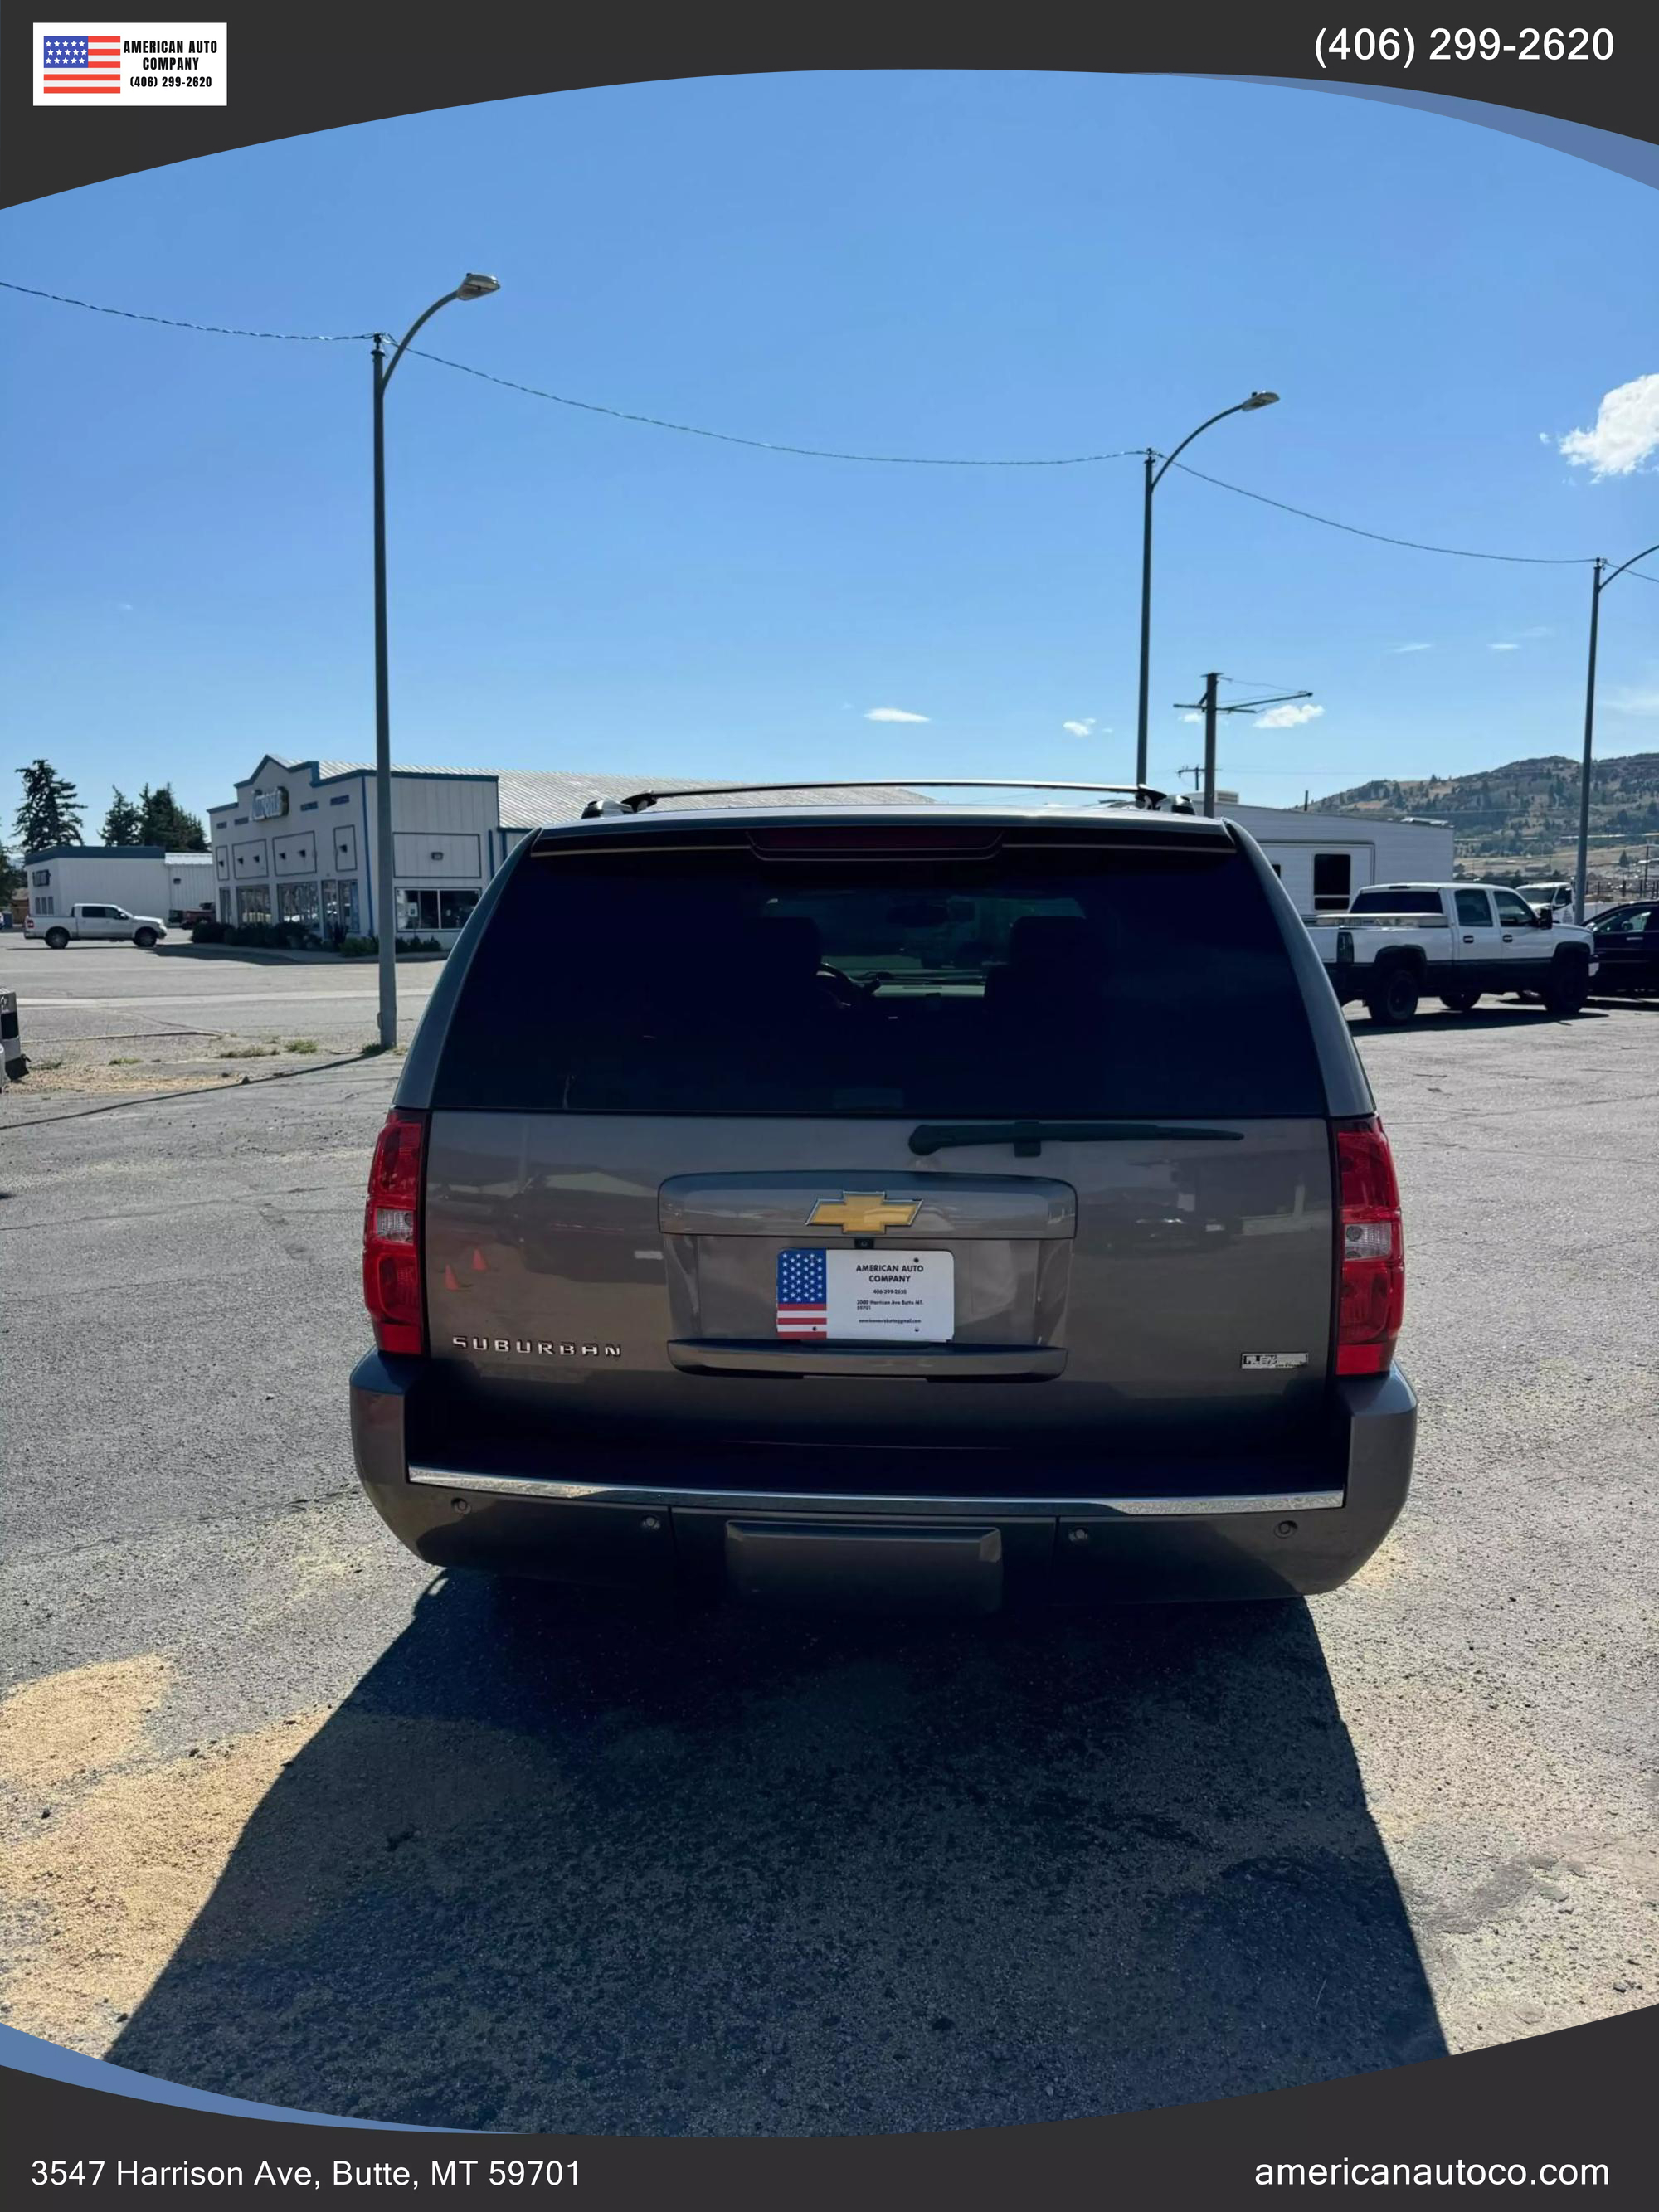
[1303, 882, 1598, 1023]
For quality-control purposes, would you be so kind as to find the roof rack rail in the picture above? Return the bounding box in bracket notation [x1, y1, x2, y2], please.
[581, 778, 1170, 819]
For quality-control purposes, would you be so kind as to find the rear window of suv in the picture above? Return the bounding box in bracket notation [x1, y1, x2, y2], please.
[431, 835, 1326, 1119]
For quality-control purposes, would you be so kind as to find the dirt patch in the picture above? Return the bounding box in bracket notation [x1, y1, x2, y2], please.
[2, 1033, 344, 1103]
[0, 1655, 172, 1797]
[0, 1655, 550, 2054]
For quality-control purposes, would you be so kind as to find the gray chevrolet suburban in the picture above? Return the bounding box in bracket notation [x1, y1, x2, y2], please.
[351, 785, 1414, 1613]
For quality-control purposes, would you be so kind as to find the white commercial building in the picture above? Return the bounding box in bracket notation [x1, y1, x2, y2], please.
[207, 756, 708, 947]
[22, 845, 216, 925]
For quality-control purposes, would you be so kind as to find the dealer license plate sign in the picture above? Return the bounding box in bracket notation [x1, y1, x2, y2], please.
[776, 1248, 956, 1341]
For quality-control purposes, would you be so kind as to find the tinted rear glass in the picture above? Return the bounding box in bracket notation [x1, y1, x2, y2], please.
[432, 839, 1325, 1117]
[1350, 889, 1443, 915]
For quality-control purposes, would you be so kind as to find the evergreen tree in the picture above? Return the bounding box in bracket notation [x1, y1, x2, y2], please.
[12, 759, 84, 854]
[136, 782, 207, 851]
[101, 788, 144, 845]
[0, 840, 22, 903]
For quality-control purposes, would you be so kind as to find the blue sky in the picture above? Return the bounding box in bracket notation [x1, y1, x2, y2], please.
[3, 70, 1657, 829]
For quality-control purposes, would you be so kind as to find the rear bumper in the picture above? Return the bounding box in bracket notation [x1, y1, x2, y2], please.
[351, 1356, 1416, 1609]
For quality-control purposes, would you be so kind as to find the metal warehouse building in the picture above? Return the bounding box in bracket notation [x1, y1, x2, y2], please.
[20, 845, 216, 926]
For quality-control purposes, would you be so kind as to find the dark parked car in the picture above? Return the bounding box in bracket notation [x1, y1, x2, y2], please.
[351, 785, 1414, 1615]
[1587, 902, 1659, 995]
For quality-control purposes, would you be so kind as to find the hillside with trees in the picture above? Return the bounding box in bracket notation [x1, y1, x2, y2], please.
[1314, 751, 1659, 885]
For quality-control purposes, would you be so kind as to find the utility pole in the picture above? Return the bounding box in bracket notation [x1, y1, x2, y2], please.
[1199, 672, 1220, 817]
[1170, 679, 1313, 819]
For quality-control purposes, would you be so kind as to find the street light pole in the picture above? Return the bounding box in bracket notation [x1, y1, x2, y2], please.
[1573, 559, 1603, 936]
[1573, 541, 1659, 926]
[371, 336, 393, 1050]
[369, 274, 501, 1052]
[1135, 450, 1155, 792]
[1134, 392, 1279, 790]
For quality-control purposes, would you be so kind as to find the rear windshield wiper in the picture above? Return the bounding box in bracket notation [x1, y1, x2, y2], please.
[908, 1120, 1245, 1157]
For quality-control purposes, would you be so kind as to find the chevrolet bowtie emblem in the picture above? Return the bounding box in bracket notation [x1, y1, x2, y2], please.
[807, 1193, 922, 1235]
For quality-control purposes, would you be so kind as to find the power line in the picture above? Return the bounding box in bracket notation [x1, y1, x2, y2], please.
[401, 347, 1141, 467]
[0, 277, 374, 342]
[1166, 459, 1598, 566]
[7, 275, 1658, 539]
[0, 280, 1143, 464]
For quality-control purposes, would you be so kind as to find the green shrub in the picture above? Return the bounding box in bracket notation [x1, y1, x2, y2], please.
[214, 921, 321, 950]
[191, 919, 226, 944]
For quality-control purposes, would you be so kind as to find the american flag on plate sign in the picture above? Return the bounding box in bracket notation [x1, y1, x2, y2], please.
[41, 33, 124, 91]
[776, 1247, 828, 1338]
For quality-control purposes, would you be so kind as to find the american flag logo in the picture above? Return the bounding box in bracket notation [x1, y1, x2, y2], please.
[776, 1247, 828, 1338]
[41, 32, 123, 93]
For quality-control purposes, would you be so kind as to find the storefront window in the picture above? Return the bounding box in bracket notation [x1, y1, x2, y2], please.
[397, 887, 479, 933]
[277, 881, 319, 926]
[236, 886, 272, 926]
[397, 888, 439, 932]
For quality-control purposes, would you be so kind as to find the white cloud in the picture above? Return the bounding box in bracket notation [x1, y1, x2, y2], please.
[1253, 702, 1325, 729]
[864, 706, 930, 723]
[1518, 625, 1554, 638]
[1180, 712, 1203, 725]
[1607, 684, 1659, 715]
[1392, 641, 1433, 654]
[1062, 717, 1097, 737]
[1558, 372, 1659, 478]
[1489, 641, 1520, 652]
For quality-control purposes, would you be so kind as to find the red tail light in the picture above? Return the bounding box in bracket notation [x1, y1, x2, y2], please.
[1335, 1116, 1404, 1376]
[363, 1108, 427, 1355]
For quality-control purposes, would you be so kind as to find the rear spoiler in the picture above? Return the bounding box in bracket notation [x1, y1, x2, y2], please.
[531, 816, 1236, 860]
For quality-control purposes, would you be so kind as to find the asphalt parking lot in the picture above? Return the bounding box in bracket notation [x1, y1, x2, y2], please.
[1, 946, 1654, 2132]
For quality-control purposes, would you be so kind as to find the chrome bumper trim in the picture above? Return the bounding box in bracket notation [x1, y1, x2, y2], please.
[406, 1465, 1343, 1518]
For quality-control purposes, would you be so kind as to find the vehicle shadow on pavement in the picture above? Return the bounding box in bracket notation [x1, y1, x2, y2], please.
[1356, 1005, 1612, 1034]
[109, 1576, 1444, 2134]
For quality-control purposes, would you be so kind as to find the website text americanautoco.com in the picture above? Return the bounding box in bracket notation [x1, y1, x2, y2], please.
[1255, 2159, 1609, 2188]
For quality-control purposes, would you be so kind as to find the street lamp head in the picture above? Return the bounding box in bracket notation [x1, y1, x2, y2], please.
[455, 272, 501, 300]
[1241, 391, 1280, 410]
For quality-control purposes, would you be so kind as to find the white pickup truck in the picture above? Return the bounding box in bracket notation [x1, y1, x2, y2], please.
[26, 902, 168, 950]
[1304, 882, 1598, 1024]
